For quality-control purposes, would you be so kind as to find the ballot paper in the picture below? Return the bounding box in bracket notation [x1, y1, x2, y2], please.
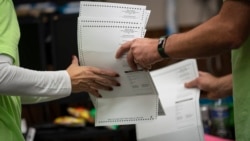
[136, 59, 204, 141]
[78, 1, 159, 126]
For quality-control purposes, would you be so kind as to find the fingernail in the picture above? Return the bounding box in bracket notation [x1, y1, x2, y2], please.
[95, 90, 100, 95]
[115, 74, 120, 77]
[116, 83, 121, 86]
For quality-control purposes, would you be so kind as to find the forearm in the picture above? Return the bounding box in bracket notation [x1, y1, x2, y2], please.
[165, 0, 250, 59]
[0, 55, 71, 97]
[217, 74, 233, 97]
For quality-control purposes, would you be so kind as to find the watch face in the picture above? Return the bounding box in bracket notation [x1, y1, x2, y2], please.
[158, 36, 169, 58]
[158, 37, 165, 45]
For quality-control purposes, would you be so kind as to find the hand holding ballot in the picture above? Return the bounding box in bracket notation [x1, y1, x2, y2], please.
[116, 38, 164, 71]
[66, 55, 120, 97]
[185, 71, 232, 100]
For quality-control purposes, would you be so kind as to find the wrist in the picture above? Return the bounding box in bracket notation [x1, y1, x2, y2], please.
[157, 35, 170, 59]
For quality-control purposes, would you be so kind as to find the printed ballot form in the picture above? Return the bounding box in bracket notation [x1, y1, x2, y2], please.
[77, 1, 159, 126]
[136, 59, 204, 141]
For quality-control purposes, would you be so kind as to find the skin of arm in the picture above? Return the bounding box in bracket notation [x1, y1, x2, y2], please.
[185, 71, 232, 100]
[116, 0, 250, 70]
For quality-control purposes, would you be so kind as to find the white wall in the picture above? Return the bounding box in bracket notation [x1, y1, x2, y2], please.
[176, 0, 220, 27]
[106, 0, 166, 29]
[106, 0, 220, 30]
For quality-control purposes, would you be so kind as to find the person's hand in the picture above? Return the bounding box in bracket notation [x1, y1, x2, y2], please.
[184, 71, 232, 100]
[116, 38, 164, 71]
[66, 55, 120, 97]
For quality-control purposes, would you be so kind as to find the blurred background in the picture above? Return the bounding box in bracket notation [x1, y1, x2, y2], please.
[15, 0, 233, 141]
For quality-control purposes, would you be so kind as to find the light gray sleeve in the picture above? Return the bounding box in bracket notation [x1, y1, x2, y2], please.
[0, 54, 72, 100]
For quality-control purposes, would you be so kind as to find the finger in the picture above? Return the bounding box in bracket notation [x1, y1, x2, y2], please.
[116, 40, 133, 58]
[146, 65, 152, 70]
[137, 62, 150, 71]
[81, 83, 101, 97]
[184, 79, 198, 88]
[89, 81, 114, 91]
[71, 55, 79, 66]
[95, 76, 120, 87]
[88, 89, 102, 98]
[198, 71, 208, 76]
[90, 67, 120, 77]
[127, 50, 138, 71]
[134, 59, 138, 64]
[74, 83, 98, 96]
[140, 65, 149, 71]
[140, 62, 152, 71]
[85, 68, 121, 86]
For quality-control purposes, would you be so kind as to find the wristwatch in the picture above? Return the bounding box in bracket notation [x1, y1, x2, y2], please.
[157, 35, 169, 58]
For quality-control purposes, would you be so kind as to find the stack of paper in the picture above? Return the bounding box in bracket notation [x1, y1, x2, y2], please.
[77, 1, 159, 126]
[136, 59, 204, 141]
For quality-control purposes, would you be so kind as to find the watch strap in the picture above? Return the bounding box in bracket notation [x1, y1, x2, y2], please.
[157, 35, 169, 58]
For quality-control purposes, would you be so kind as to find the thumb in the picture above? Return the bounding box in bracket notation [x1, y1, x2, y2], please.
[184, 79, 198, 88]
[71, 55, 79, 66]
[115, 40, 132, 58]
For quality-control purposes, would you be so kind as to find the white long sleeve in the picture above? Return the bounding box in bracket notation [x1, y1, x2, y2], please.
[0, 54, 72, 103]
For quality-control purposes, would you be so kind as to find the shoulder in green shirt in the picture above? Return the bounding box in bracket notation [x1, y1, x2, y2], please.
[0, 0, 24, 141]
[232, 36, 250, 140]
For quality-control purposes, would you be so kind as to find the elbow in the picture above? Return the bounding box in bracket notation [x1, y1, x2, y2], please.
[226, 25, 248, 50]
[228, 33, 245, 49]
